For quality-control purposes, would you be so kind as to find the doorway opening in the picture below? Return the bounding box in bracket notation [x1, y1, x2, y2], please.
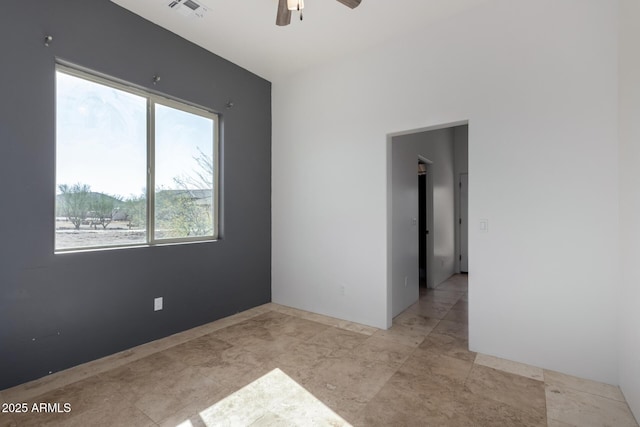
[387, 121, 468, 326]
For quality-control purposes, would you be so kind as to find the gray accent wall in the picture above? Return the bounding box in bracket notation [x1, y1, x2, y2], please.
[0, 0, 271, 390]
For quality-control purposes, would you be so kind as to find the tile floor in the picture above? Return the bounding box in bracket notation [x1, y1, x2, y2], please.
[0, 275, 637, 426]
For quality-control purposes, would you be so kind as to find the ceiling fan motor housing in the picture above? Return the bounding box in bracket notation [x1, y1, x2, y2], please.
[277, 0, 361, 26]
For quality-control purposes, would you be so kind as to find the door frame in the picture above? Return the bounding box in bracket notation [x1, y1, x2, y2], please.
[459, 173, 469, 273]
[385, 119, 469, 328]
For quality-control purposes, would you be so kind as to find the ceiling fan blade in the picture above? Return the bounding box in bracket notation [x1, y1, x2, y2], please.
[336, 0, 362, 8]
[276, 0, 292, 26]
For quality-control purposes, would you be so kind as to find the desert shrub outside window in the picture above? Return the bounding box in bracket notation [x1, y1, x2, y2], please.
[55, 64, 219, 251]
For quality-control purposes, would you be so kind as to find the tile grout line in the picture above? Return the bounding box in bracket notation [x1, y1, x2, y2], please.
[544, 380, 634, 405]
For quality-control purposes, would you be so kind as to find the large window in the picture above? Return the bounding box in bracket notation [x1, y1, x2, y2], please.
[55, 65, 218, 251]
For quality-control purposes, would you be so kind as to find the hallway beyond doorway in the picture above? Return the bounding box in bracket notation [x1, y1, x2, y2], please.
[390, 274, 637, 426]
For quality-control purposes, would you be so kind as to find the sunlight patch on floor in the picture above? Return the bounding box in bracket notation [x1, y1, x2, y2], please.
[176, 368, 352, 427]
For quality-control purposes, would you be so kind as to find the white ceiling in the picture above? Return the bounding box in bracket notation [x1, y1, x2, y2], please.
[111, 0, 490, 82]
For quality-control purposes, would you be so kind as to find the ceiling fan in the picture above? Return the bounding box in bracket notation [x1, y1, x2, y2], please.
[276, 0, 362, 26]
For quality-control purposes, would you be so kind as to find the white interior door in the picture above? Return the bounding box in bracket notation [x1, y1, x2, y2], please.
[460, 173, 468, 272]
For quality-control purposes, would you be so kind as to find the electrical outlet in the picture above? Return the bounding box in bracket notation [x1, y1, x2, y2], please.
[404, 276, 408, 287]
[339, 285, 346, 296]
[154, 297, 163, 311]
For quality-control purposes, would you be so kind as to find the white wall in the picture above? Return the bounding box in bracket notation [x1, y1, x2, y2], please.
[272, 0, 620, 382]
[391, 128, 457, 317]
[618, 0, 640, 419]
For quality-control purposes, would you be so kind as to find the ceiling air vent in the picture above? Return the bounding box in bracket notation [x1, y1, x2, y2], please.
[167, 0, 209, 18]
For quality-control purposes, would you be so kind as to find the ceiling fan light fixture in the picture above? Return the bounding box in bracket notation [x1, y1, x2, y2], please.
[287, 0, 304, 11]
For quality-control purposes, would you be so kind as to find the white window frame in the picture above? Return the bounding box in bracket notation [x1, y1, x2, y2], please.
[55, 64, 219, 252]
